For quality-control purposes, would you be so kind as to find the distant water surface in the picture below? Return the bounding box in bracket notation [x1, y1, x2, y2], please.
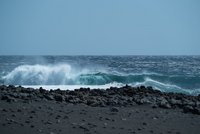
[0, 56, 200, 95]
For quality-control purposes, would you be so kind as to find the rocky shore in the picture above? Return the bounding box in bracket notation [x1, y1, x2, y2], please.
[0, 85, 200, 134]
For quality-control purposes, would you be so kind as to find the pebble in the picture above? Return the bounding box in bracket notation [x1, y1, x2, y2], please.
[37, 129, 42, 132]
[142, 122, 147, 125]
[104, 122, 108, 126]
[25, 120, 30, 124]
[46, 121, 53, 124]
[110, 107, 119, 112]
[2, 109, 7, 112]
[121, 117, 127, 121]
[17, 109, 22, 112]
[11, 114, 16, 117]
[57, 119, 61, 123]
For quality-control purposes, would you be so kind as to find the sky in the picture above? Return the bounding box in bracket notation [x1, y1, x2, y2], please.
[0, 0, 200, 55]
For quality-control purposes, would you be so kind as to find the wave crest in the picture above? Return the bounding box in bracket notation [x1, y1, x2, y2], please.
[1, 64, 162, 85]
[3, 64, 79, 85]
[1, 64, 200, 95]
[132, 78, 200, 95]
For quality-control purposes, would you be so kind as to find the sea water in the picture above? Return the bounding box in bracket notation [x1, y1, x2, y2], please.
[0, 55, 200, 95]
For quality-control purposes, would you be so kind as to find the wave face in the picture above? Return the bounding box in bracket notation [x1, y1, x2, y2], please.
[2, 64, 154, 85]
[0, 56, 200, 95]
[2, 64, 82, 85]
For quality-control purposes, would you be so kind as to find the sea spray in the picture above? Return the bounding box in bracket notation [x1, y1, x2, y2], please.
[0, 56, 200, 95]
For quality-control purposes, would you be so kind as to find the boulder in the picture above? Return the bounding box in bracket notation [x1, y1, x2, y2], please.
[159, 98, 171, 109]
[39, 87, 46, 94]
[183, 105, 200, 115]
[54, 95, 64, 102]
[1, 95, 16, 102]
[44, 95, 54, 100]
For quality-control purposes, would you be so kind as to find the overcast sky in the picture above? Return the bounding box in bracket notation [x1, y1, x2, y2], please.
[0, 0, 200, 55]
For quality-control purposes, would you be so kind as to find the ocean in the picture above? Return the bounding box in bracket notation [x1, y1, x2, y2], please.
[0, 55, 200, 95]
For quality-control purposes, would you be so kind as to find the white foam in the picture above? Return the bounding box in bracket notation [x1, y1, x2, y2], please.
[22, 82, 124, 90]
[2, 64, 200, 95]
[132, 77, 200, 95]
[3, 64, 90, 85]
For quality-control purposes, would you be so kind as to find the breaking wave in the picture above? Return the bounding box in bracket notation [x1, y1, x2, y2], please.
[1, 64, 200, 95]
[0, 64, 162, 85]
[132, 78, 200, 96]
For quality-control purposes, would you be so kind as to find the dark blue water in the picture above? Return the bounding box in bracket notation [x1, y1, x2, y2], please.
[0, 56, 200, 95]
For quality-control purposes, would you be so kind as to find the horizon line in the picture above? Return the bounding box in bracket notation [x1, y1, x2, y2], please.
[0, 54, 200, 56]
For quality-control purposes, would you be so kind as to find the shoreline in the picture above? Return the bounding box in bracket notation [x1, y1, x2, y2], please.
[1, 85, 200, 134]
[1, 85, 200, 114]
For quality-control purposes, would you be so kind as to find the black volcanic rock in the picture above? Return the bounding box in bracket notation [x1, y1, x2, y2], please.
[110, 107, 119, 112]
[1, 95, 16, 102]
[54, 94, 64, 102]
[0, 85, 200, 115]
[44, 94, 54, 100]
[39, 87, 46, 94]
[159, 98, 171, 109]
[183, 105, 200, 115]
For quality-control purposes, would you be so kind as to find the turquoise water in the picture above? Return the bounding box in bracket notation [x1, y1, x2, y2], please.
[0, 56, 200, 95]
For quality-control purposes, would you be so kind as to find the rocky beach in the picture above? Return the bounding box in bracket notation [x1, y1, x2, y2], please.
[1, 0, 200, 133]
[0, 85, 200, 134]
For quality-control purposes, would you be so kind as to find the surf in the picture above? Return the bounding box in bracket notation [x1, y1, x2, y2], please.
[1, 63, 200, 95]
